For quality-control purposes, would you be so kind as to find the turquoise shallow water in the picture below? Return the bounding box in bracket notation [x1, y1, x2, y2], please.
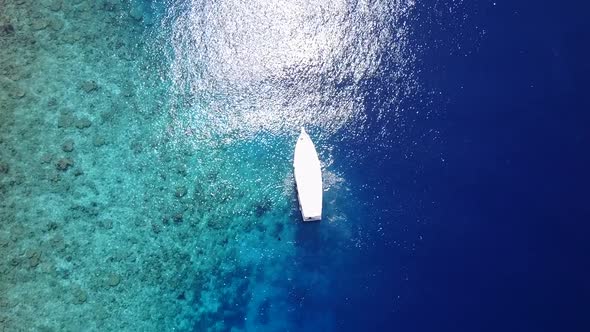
[0, 0, 419, 330]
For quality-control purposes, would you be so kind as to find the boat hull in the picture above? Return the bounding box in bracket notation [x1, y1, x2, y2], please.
[293, 128, 322, 221]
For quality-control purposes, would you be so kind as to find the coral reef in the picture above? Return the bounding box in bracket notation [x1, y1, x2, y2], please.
[0, 1, 301, 331]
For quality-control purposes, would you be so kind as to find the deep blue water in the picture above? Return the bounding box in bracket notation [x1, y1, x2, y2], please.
[288, 1, 590, 331]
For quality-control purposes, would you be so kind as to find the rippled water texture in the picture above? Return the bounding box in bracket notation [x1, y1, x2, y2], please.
[163, 0, 416, 140]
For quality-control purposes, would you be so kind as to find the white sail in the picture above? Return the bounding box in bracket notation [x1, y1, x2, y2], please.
[294, 127, 323, 221]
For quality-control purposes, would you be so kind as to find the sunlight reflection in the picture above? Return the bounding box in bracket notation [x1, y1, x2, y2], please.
[167, 0, 415, 141]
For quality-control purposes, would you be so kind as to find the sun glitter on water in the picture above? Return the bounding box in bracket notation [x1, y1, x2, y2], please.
[162, 0, 416, 141]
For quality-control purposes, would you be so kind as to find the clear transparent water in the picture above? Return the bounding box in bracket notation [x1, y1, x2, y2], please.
[0, 0, 423, 330]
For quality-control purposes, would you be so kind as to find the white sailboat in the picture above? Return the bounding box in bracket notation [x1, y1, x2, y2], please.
[293, 127, 323, 221]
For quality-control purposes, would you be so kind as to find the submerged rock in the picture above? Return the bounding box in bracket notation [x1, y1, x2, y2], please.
[72, 287, 88, 304]
[49, 234, 65, 251]
[48, 0, 63, 12]
[121, 84, 134, 97]
[9, 86, 26, 99]
[46, 222, 59, 232]
[57, 111, 75, 128]
[161, 216, 170, 225]
[81, 80, 98, 93]
[62, 139, 74, 152]
[9, 257, 20, 267]
[100, 110, 116, 124]
[75, 117, 92, 129]
[176, 164, 188, 176]
[27, 250, 41, 268]
[29, 254, 41, 268]
[31, 19, 49, 31]
[172, 213, 183, 223]
[130, 141, 143, 154]
[254, 200, 272, 217]
[47, 98, 58, 107]
[99, 219, 114, 230]
[106, 273, 121, 287]
[26, 249, 40, 259]
[0, 237, 10, 247]
[0, 23, 15, 36]
[143, 11, 155, 26]
[151, 222, 161, 234]
[49, 172, 61, 183]
[0, 162, 8, 174]
[48, 17, 64, 31]
[102, 0, 120, 11]
[41, 153, 53, 164]
[207, 218, 226, 230]
[129, 6, 143, 21]
[175, 186, 187, 198]
[56, 157, 74, 171]
[93, 136, 106, 147]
